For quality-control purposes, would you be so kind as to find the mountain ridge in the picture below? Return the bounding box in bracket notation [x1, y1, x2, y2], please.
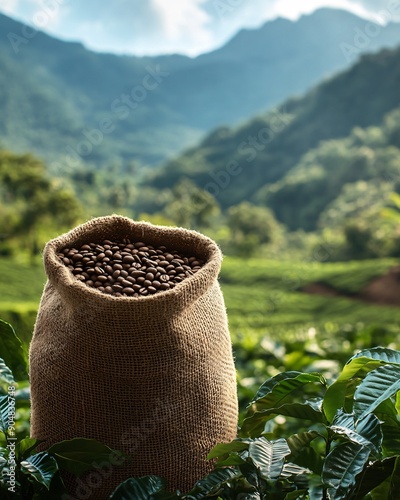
[1, 9, 400, 169]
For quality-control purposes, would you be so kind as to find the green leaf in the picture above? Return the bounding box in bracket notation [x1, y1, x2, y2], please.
[354, 364, 400, 420]
[287, 431, 321, 459]
[352, 457, 396, 499]
[379, 415, 400, 456]
[355, 413, 383, 454]
[242, 400, 325, 437]
[108, 476, 165, 499]
[0, 358, 14, 384]
[329, 412, 382, 454]
[322, 442, 370, 500]
[0, 394, 9, 434]
[249, 372, 326, 412]
[281, 462, 311, 478]
[48, 438, 122, 476]
[248, 437, 291, 480]
[323, 357, 388, 422]
[21, 452, 58, 490]
[331, 410, 355, 430]
[351, 348, 400, 365]
[368, 456, 400, 499]
[207, 439, 251, 460]
[386, 455, 400, 499]
[285, 490, 308, 500]
[17, 438, 41, 461]
[0, 319, 27, 381]
[216, 454, 247, 466]
[188, 468, 241, 497]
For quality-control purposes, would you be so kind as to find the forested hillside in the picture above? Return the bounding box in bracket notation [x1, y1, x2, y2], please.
[149, 46, 400, 231]
[1, 8, 400, 169]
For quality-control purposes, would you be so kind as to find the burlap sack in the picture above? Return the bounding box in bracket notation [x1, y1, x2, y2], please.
[29, 215, 238, 498]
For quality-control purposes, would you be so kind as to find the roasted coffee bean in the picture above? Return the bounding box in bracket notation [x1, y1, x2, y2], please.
[59, 239, 204, 297]
[131, 270, 146, 278]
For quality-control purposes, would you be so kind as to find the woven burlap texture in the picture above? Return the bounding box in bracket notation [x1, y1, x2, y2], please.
[29, 215, 238, 499]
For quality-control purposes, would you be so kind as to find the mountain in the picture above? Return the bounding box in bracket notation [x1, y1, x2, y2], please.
[1, 9, 400, 170]
[148, 45, 400, 229]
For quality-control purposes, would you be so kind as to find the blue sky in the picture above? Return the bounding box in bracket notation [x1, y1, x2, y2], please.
[1, 0, 399, 56]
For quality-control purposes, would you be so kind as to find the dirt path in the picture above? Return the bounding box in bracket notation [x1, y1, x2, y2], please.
[302, 266, 400, 307]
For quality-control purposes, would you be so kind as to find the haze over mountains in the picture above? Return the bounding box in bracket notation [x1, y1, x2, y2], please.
[1, 8, 400, 170]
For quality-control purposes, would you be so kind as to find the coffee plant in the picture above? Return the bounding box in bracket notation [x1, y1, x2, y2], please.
[1, 317, 400, 499]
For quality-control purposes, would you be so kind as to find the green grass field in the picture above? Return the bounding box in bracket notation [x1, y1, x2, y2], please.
[1, 255, 399, 345]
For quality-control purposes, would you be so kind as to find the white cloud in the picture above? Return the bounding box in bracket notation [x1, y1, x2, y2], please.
[0, 0, 399, 56]
[1, 0, 19, 15]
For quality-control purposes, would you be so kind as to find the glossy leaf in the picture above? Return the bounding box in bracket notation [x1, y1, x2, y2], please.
[354, 364, 400, 419]
[207, 439, 251, 460]
[281, 462, 311, 478]
[108, 476, 165, 499]
[0, 319, 27, 381]
[250, 372, 326, 412]
[248, 437, 290, 480]
[323, 357, 387, 422]
[188, 467, 241, 498]
[329, 412, 382, 454]
[242, 400, 325, 437]
[379, 415, 400, 456]
[0, 394, 9, 434]
[322, 442, 370, 500]
[0, 357, 14, 384]
[351, 347, 400, 365]
[352, 457, 396, 499]
[287, 431, 321, 459]
[21, 452, 58, 490]
[17, 438, 41, 461]
[48, 438, 121, 476]
[355, 413, 383, 454]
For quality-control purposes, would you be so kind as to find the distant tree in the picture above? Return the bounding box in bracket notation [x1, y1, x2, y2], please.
[227, 202, 280, 257]
[0, 150, 82, 254]
[165, 178, 220, 229]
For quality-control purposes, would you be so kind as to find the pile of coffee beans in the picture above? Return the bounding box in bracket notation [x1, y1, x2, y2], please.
[57, 239, 205, 297]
